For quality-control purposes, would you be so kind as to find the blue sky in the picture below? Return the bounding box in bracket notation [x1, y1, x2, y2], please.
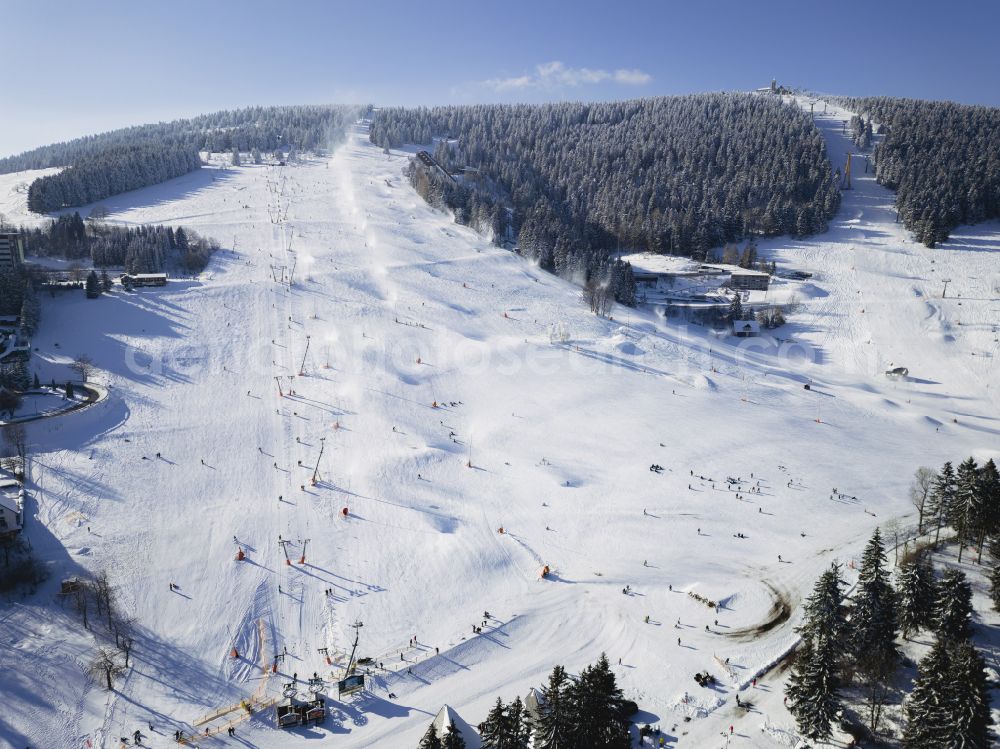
[3, 0, 997, 156]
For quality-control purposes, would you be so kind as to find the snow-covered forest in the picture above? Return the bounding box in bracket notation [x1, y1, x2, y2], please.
[0, 105, 357, 212]
[371, 95, 842, 274]
[833, 96, 1000, 246]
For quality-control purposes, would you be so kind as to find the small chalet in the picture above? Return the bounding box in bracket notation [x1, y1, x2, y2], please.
[732, 320, 760, 337]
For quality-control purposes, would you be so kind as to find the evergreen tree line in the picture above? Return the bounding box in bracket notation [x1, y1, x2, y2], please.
[406, 159, 639, 307]
[417, 654, 632, 749]
[27, 144, 202, 213]
[373, 94, 841, 277]
[787, 489, 997, 745]
[10, 212, 219, 273]
[834, 96, 1000, 246]
[0, 104, 358, 173]
[915, 457, 1000, 564]
[1, 105, 358, 213]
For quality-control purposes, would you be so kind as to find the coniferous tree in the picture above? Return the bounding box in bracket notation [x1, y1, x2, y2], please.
[952, 457, 979, 562]
[728, 294, 743, 322]
[934, 568, 973, 642]
[896, 555, 936, 639]
[442, 722, 466, 749]
[786, 563, 847, 740]
[930, 462, 957, 547]
[534, 665, 573, 749]
[947, 640, 993, 747]
[480, 698, 509, 749]
[902, 636, 954, 747]
[850, 528, 899, 732]
[505, 696, 530, 749]
[19, 281, 40, 335]
[568, 654, 629, 749]
[418, 724, 443, 749]
[973, 459, 1000, 563]
[990, 556, 1000, 613]
[85, 270, 100, 298]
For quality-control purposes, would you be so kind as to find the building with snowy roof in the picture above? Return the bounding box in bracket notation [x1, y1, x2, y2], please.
[425, 704, 482, 748]
[732, 319, 760, 337]
[0, 479, 24, 533]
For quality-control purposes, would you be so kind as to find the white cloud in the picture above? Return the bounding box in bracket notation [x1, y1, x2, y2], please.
[483, 61, 652, 91]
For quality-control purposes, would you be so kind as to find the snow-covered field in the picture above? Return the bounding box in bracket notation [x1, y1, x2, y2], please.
[2, 99, 999, 749]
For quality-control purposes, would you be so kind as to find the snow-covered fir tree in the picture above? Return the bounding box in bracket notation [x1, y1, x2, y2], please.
[930, 461, 956, 547]
[896, 555, 936, 639]
[902, 636, 954, 747]
[903, 637, 993, 748]
[849, 528, 899, 732]
[442, 722, 466, 749]
[567, 654, 630, 749]
[786, 563, 847, 740]
[534, 665, 573, 749]
[479, 698, 507, 749]
[934, 568, 973, 642]
[418, 724, 443, 749]
[947, 640, 994, 747]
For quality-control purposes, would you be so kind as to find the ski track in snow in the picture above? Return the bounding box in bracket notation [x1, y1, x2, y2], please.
[2, 100, 999, 748]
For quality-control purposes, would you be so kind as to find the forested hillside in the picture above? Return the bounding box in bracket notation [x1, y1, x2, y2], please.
[26, 145, 202, 213]
[11, 212, 218, 273]
[835, 96, 1000, 246]
[371, 94, 841, 277]
[2, 105, 357, 213]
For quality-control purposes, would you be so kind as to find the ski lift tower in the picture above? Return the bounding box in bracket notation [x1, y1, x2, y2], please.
[311, 437, 326, 486]
[345, 621, 363, 676]
[337, 621, 366, 698]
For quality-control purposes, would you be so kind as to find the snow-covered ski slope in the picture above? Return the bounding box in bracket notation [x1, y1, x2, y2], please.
[3, 100, 998, 748]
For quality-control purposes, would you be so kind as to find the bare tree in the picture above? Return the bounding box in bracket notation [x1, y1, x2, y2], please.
[71, 355, 94, 383]
[0, 532, 24, 567]
[73, 584, 90, 630]
[92, 569, 116, 627]
[88, 205, 110, 221]
[2, 423, 27, 465]
[115, 617, 137, 668]
[910, 466, 935, 535]
[88, 647, 125, 691]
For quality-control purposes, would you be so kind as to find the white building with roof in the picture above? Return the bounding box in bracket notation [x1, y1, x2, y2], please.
[0, 478, 24, 533]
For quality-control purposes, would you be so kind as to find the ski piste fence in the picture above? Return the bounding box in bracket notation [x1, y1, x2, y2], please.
[714, 516, 925, 694]
[183, 618, 277, 742]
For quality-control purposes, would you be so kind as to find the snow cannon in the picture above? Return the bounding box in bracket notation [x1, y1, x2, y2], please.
[231, 648, 239, 659]
[236, 548, 245, 562]
[541, 565, 550, 579]
[341, 507, 349, 518]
